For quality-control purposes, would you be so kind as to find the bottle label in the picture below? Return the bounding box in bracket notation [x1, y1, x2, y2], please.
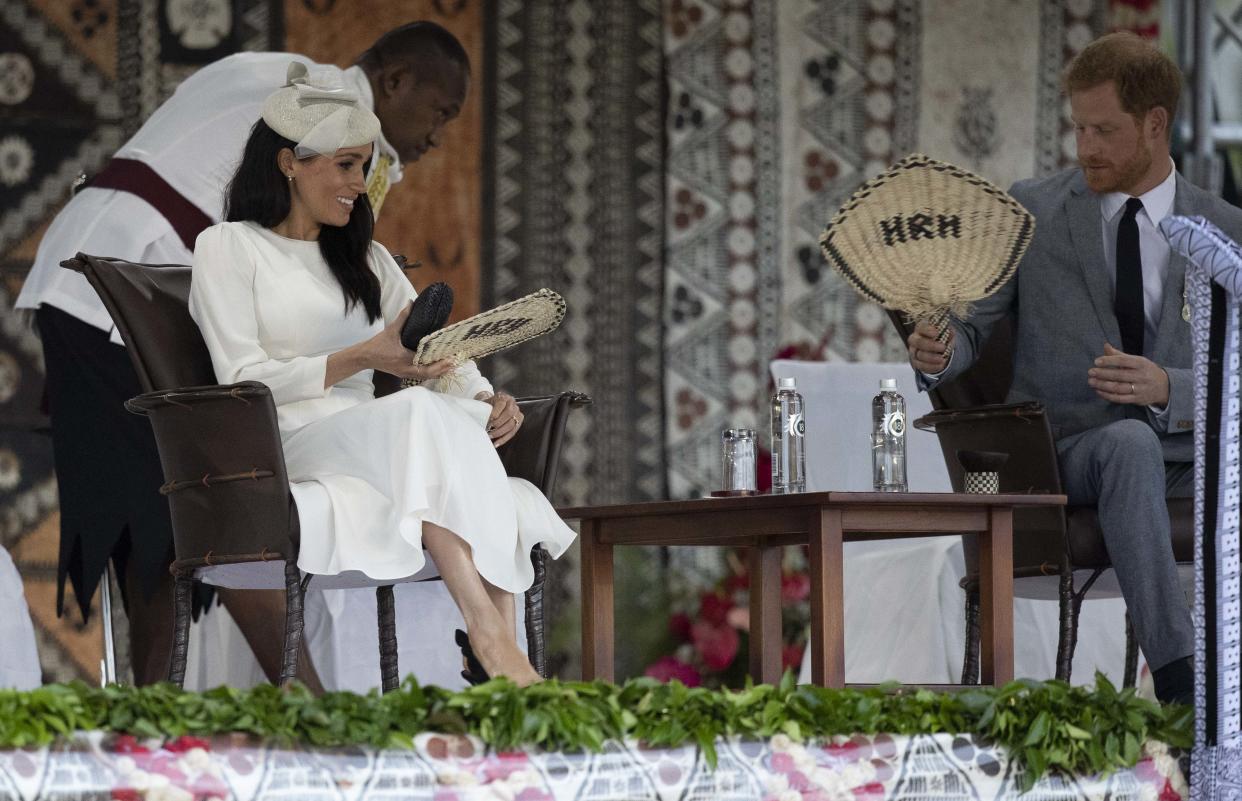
[883, 410, 905, 437]
[786, 412, 805, 438]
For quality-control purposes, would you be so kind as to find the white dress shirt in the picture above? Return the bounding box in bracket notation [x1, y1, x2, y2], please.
[16, 53, 402, 343]
[1098, 158, 1177, 360]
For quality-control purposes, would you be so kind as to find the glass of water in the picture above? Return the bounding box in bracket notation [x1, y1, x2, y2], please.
[721, 429, 757, 492]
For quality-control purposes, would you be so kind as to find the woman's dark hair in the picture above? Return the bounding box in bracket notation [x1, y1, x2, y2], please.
[224, 118, 382, 322]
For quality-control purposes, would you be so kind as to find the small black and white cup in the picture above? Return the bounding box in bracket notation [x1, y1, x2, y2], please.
[956, 450, 1008, 495]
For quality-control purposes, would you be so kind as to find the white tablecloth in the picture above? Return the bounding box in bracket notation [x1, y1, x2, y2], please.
[770, 360, 1138, 685]
[0, 546, 41, 690]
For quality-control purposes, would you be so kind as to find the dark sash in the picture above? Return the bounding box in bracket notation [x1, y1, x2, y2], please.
[87, 158, 214, 251]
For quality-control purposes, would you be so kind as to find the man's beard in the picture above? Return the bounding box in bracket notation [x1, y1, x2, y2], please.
[1082, 139, 1153, 194]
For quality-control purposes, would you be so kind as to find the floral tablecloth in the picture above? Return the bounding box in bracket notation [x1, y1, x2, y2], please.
[0, 732, 1183, 801]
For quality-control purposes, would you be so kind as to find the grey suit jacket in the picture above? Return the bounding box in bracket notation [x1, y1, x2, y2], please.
[927, 167, 1242, 463]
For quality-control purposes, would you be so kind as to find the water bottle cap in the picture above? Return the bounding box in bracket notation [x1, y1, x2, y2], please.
[880, 378, 897, 390]
[778, 377, 796, 390]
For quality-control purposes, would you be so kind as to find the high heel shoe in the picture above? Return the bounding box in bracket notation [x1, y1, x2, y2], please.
[455, 629, 490, 685]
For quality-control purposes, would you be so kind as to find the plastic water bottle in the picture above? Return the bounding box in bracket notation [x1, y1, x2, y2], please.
[771, 377, 806, 494]
[872, 378, 907, 492]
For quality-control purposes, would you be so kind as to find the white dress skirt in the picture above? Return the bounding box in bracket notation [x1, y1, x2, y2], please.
[188, 221, 576, 595]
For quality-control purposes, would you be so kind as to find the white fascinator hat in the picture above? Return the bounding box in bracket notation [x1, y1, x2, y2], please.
[262, 61, 381, 158]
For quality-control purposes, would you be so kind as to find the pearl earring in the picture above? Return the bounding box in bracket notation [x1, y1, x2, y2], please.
[286, 174, 293, 182]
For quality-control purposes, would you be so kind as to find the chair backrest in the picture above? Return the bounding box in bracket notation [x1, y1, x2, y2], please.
[500, 392, 592, 498]
[60, 254, 215, 393]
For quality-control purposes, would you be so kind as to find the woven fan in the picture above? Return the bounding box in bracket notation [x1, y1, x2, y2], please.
[413, 288, 566, 366]
[818, 154, 1035, 343]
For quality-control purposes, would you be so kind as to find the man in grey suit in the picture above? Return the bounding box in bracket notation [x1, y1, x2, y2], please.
[909, 32, 1242, 704]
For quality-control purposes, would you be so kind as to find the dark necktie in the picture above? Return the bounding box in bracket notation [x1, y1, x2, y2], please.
[1114, 197, 1144, 356]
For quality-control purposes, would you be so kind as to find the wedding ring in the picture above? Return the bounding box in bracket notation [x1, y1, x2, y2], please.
[1130, 383, 1136, 395]
[513, 415, 521, 427]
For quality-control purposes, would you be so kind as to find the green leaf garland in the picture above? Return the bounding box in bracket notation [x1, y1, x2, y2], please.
[0, 673, 1188, 791]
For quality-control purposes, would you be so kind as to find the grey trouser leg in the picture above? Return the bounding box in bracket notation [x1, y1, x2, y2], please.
[1056, 419, 1193, 671]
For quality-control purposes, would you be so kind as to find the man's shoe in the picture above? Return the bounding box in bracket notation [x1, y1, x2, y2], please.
[1153, 655, 1193, 705]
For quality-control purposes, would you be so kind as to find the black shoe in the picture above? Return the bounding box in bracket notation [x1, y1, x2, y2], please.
[400, 283, 454, 352]
[455, 629, 490, 685]
[1153, 655, 1193, 705]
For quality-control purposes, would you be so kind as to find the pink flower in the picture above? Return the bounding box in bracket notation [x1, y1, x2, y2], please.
[699, 592, 732, 626]
[771, 752, 795, 773]
[725, 606, 750, 631]
[111, 735, 148, 755]
[645, 656, 702, 687]
[853, 782, 886, 800]
[782, 643, 805, 671]
[669, 612, 693, 642]
[723, 572, 749, 593]
[482, 751, 530, 781]
[165, 735, 211, 753]
[781, 572, 811, 603]
[692, 621, 740, 671]
[1159, 780, 1183, 801]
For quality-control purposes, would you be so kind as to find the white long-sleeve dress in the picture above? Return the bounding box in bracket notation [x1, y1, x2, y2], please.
[188, 221, 575, 592]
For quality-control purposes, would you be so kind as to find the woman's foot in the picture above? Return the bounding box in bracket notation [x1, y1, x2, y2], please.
[461, 625, 542, 687]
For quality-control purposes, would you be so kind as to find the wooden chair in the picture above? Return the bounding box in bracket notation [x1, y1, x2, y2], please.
[61, 252, 589, 689]
[887, 311, 1192, 684]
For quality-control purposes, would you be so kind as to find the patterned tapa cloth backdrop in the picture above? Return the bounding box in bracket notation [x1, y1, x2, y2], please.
[0, 0, 282, 685]
[480, 1, 666, 508]
[0, 0, 483, 684]
[662, 0, 1113, 500]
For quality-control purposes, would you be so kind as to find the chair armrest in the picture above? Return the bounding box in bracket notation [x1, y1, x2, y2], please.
[498, 391, 592, 496]
[126, 381, 297, 567]
[914, 401, 1044, 432]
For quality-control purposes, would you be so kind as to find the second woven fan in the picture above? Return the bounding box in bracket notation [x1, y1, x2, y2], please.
[818, 154, 1035, 340]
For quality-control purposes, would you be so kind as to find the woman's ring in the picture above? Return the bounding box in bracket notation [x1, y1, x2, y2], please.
[1130, 383, 1136, 395]
[513, 415, 521, 427]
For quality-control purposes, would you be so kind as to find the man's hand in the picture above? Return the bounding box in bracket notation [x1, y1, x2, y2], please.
[476, 391, 523, 448]
[906, 319, 955, 374]
[1088, 342, 1169, 408]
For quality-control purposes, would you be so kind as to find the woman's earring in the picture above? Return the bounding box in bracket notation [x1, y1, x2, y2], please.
[286, 174, 293, 182]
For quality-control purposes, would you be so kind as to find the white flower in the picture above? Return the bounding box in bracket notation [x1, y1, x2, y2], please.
[765, 772, 790, 794]
[127, 769, 152, 791]
[179, 747, 212, 773]
[841, 763, 868, 787]
[770, 733, 793, 752]
[150, 785, 194, 801]
[115, 756, 137, 776]
[488, 782, 516, 801]
[1139, 783, 1158, 801]
[793, 749, 817, 771]
[779, 791, 802, 801]
[437, 770, 479, 786]
[0, 136, 33, 187]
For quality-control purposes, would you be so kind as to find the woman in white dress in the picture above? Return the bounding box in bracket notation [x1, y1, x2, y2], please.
[188, 64, 575, 687]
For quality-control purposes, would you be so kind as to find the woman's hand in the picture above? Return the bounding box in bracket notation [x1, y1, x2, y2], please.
[325, 304, 454, 388]
[477, 391, 524, 448]
[368, 304, 456, 380]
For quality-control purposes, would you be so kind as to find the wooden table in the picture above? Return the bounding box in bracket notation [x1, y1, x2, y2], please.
[559, 491, 1065, 687]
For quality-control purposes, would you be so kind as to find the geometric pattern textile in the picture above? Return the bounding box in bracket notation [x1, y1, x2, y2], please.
[0, 0, 281, 684]
[663, 0, 1106, 501]
[1168, 215, 1242, 800]
[481, 0, 666, 507]
[0, 731, 1187, 801]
